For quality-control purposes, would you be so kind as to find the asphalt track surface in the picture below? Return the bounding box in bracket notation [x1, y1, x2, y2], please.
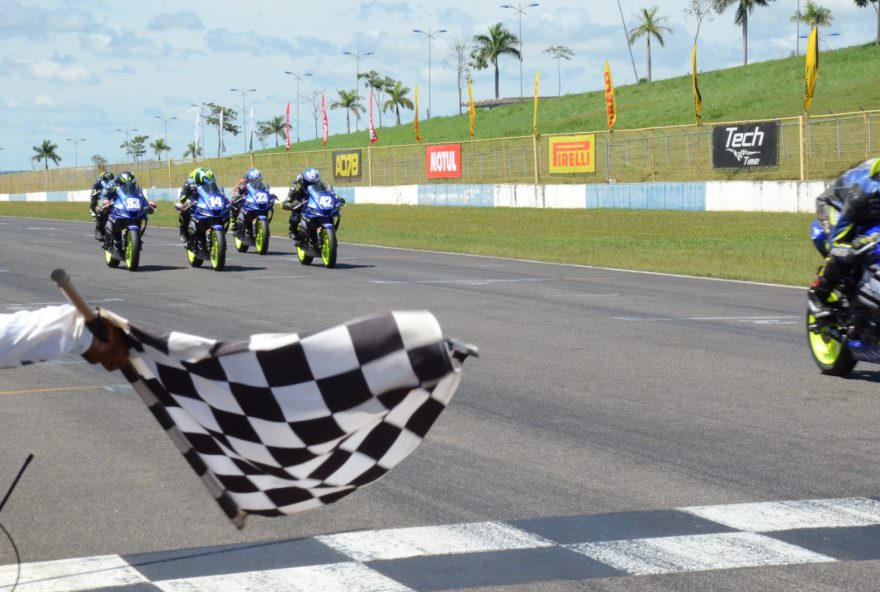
[0, 215, 879, 591]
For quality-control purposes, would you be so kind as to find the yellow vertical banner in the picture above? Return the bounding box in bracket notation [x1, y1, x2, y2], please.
[804, 27, 819, 113]
[414, 85, 422, 143]
[468, 78, 475, 139]
[692, 43, 702, 122]
[604, 61, 616, 130]
[533, 72, 540, 139]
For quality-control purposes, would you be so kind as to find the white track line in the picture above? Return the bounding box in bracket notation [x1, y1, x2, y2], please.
[683, 497, 880, 532]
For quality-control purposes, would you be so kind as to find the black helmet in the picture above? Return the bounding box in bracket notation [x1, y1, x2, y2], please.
[101, 171, 115, 182]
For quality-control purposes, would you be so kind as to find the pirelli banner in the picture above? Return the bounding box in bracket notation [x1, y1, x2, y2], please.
[712, 121, 779, 169]
[549, 134, 596, 174]
[332, 149, 363, 181]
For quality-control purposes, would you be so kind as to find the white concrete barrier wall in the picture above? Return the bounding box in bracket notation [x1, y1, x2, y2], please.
[705, 180, 828, 213]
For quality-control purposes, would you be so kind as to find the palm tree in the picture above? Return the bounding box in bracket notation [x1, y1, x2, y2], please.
[258, 116, 286, 147]
[854, 0, 880, 45]
[792, 1, 832, 39]
[382, 81, 414, 126]
[627, 7, 672, 83]
[471, 23, 521, 99]
[182, 142, 202, 161]
[714, 0, 777, 66]
[32, 140, 61, 170]
[330, 89, 364, 135]
[150, 138, 171, 161]
[543, 46, 574, 96]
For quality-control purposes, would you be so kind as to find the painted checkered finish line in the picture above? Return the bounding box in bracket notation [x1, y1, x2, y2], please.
[2, 496, 880, 591]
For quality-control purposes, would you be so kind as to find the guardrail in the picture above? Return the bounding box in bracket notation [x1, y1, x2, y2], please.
[6, 110, 877, 193]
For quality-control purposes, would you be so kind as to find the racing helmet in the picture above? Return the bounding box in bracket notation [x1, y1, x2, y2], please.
[101, 171, 115, 182]
[302, 168, 320, 185]
[116, 171, 138, 194]
[245, 168, 262, 184]
[870, 158, 880, 181]
[192, 167, 215, 186]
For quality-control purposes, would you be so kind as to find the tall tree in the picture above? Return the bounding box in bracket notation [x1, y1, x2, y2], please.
[149, 138, 171, 161]
[91, 154, 108, 167]
[307, 89, 325, 139]
[358, 71, 394, 128]
[446, 37, 473, 114]
[543, 46, 574, 96]
[714, 0, 777, 66]
[32, 140, 61, 170]
[792, 1, 833, 40]
[627, 7, 673, 83]
[257, 115, 285, 147]
[182, 142, 202, 161]
[330, 89, 364, 135]
[204, 103, 239, 156]
[855, 0, 880, 45]
[683, 0, 714, 43]
[470, 23, 521, 99]
[382, 81, 414, 126]
[121, 135, 149, 163]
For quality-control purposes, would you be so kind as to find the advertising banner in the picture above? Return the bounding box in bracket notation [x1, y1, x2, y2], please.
[426, 144, 462, 179]
[712, 121, 779, 168]
[549, 134, 596, 174]
[333, 149, 363, 181]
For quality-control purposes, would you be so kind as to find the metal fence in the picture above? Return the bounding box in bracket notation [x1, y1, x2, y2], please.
[7, 110, 879, 194]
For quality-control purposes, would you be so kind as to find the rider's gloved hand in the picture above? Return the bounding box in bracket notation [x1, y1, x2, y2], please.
[830, 245, 856, 262]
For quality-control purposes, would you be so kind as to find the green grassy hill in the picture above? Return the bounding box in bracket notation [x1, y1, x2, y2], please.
[273, 43, 880, 152]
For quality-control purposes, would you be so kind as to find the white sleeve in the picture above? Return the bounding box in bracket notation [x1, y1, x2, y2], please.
[0, 304, 93, 368]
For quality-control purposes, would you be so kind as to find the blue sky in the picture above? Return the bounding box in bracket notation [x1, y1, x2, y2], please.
[5, 0, 876, 172]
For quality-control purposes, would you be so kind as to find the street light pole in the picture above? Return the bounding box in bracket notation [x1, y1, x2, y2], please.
[501, 2, 539, 98]
[116, 127, 138, 162]
[413, 28, 447, 119]
[284, 71, 313, 144]
[190, 103, 207, 156]
[153, 115, 177, 160]
[343, 50, 374, 131]
[230, 88, 257, 153]
[65, 138, 86, 168]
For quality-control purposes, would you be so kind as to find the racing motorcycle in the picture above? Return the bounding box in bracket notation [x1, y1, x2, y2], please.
[291, 184, 344, 268]
[232, 183, 276, 255]
[806, 221, 880, 376]
[182, 182, 231, 272]
[99, 186, 156, 271]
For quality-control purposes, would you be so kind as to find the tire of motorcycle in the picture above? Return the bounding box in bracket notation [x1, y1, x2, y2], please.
[296, 244, 313, 266]
[255, 218, 269, 255]
[234, 229, 249, 253]
[125, 229, 141, 272]
[321, 226, 337, 268]
[186, 246, 203, 268]
[104, 246, 120, 268]
[806, 309, 857, 376]
[210, 229, 226, 272]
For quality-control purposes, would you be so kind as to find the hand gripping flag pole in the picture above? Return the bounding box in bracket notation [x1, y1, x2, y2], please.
[51, 269, 248, 528]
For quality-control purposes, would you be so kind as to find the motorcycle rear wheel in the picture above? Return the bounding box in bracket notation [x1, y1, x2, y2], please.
[234, 224, 248, 252]
[186, 246, 203, 268]
[296, 244, 313, 265]
[104, 247, 120, 268]
[806, 309, 856, 376]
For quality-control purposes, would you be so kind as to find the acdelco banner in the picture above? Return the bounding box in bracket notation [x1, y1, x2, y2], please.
[549, 134, 596, 174]
[712, 121, 779, 169]
[333, 149, 363, 181]
[426, 144, 462, 179]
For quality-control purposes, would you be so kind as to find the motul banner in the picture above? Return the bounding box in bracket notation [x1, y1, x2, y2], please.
[426, 144, 462, 179]
[549, 134, 596, 174]
[332, 149, 363, 181]
[712, 121, 779, 169]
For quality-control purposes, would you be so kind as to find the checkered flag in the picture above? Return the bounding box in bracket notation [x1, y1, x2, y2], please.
[114, 310, 476, 528]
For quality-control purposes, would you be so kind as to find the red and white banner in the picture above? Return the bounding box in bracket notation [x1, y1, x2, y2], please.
[285, 102, 291, 151]
[369, 88, 378, 145]
[321, 95, 329, 145]
[426, 144, 462, 179]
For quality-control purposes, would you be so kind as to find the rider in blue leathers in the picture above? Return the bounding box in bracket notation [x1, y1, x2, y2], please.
[230, 168, 265, 230]
[90, 171, 116, 218]
[809, 158, 880, 318]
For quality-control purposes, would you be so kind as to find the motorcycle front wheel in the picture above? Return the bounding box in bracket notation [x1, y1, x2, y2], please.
[806, 308, 856, 376]
[210, 229, 226, 271]
[125, 229, 140, 271]
[321, 226, 337, 268]
[255, 218, 269, 255]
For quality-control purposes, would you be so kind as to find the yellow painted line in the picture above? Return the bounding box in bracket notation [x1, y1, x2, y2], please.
[0, 385, 99, 396]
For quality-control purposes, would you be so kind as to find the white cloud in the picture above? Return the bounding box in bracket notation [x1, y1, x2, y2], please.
[0, 57, 98, 83]
[33, 95, 58, 107]
[148, 11, 204, 31]
[0, 1, 97, 38]
[80, 30, 174, 58]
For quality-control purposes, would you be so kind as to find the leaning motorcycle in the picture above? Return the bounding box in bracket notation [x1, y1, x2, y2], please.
[232, 183, 276, 255]
[806, 221, 880, 376]
[291, 185, 344, 268]
[100, 187, 156, 271]
[183, 183, 231, 272]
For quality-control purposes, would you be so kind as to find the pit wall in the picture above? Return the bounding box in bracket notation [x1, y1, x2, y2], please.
[0, 181, 829, 213]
